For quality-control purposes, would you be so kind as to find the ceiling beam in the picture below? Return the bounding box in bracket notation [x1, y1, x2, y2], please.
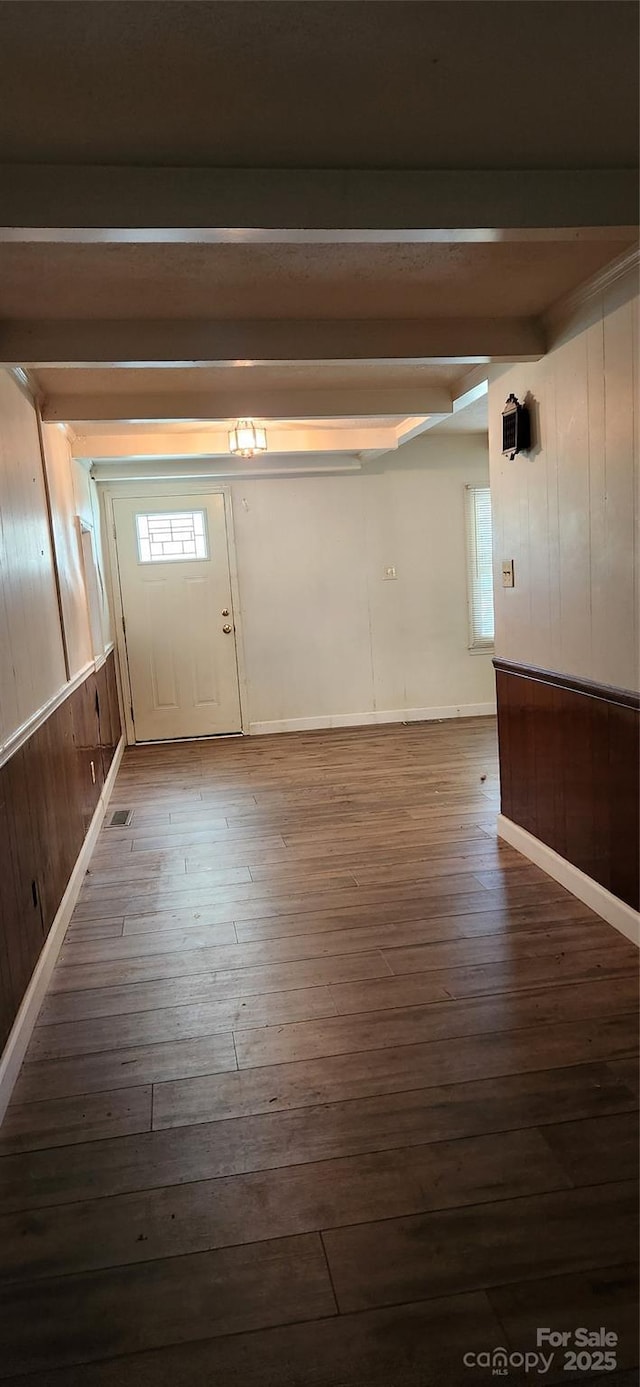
[91, 457, 364, 483]
[398, 369, 490, 440]
[0, 166, 636, 239]
[0, 317, 545, 367]
[395, 415, 449, 447]
[359, 411, 453, 460]
[40, 386, 453, 424]
[451, 376, 489, 415]
[450, 365, 491, 405]
[71, 424, 405, 461]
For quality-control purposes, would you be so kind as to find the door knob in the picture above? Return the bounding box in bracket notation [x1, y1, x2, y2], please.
[222, 624, 232, 634]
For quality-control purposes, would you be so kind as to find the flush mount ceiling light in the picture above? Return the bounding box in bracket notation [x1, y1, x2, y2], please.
[228, 419, 268, 458]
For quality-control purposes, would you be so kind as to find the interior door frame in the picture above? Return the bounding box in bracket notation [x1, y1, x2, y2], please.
[100, 482, 248, 745]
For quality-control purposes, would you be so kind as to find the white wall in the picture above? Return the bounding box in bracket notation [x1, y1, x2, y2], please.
[40, 423, 113, 674]
[0, 371, 113, 759]
[40, 423, 93, 678]
[65, 443, 113, 651]
[488, 270, 639, 691]
[230, 432, 494, 730]
[0, 373, 67, 749]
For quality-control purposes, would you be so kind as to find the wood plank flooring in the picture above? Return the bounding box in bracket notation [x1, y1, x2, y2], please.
[0, 717, 638, 1386]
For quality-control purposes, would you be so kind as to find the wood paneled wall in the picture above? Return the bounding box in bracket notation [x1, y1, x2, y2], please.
[488, 275, 638, 695]
[495, 659, 639, 911]
[0, 651, 121, 1050]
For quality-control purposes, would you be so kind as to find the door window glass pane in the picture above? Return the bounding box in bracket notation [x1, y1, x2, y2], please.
[135, 511, 208, 563]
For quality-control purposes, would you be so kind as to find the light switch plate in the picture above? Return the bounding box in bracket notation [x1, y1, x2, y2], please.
[502, 560, 515, 588]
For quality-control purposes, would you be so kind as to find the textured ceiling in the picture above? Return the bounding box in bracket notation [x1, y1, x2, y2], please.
[31, 362, 458, 396]
[430, 395, 488, 435]
[2, 240, 634, 321]
[3, 0, 632, 455]
[0, 1, 636, 168]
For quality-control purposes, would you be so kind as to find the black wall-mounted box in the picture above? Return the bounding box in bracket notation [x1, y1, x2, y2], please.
[502, 394, 531, 460]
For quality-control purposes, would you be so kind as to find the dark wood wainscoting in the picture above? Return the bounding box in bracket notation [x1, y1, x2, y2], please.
[494, 658, 639, 911]
[0, 651, 121, 1050]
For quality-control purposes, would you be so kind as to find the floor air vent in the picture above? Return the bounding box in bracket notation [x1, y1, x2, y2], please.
[109, 809, 133, 827]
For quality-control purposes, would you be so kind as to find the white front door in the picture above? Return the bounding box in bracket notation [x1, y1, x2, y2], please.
[113, 494, 242, 741]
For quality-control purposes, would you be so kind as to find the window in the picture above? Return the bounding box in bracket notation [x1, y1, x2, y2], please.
[135, 511, 208, 563]
[465, 485, 495, 650]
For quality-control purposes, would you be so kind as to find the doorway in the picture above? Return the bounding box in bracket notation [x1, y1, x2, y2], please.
[112, 493, 242, 741]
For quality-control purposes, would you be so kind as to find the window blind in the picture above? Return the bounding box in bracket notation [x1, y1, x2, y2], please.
[465, 485, 495, 650]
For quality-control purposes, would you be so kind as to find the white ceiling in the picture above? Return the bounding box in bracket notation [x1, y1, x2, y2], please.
[430, 395, 488, 436]
[3, 1, 637, 466]
[31, 363, 458, 396]
[0, 2, 636, 168]
[3, 240, 633, 321]
[32, 357, 490, 464]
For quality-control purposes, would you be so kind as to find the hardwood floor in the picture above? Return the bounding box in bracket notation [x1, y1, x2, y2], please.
[0, 717, 637, 1386]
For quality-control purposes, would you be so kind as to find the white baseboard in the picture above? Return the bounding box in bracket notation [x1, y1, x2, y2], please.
[0, 736, 125, 1126]
[498, 814, 640, 948]
[250, 702, 497, 736]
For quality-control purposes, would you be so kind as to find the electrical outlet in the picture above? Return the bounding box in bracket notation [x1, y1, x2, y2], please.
[501, 560, 515, 588]
[383, 566, 398, 581]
